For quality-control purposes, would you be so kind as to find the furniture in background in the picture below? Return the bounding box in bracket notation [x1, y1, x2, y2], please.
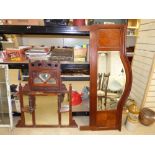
[126, 19, 140, 63]
[97, 72, 121, 110]
[97, 73, 110, 109]
[0, 25, 90, 117]
[0, 65, 13, 129]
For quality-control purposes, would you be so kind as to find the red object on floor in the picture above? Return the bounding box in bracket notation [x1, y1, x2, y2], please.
[73, 19, 85, 26]
[71, 91, 82, 106]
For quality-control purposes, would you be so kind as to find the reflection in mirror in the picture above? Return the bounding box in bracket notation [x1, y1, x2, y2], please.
[97, 51, 126, 111]
[39, 73, 51, 82]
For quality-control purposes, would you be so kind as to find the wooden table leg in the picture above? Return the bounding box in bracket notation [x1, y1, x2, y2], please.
[58, 94, 61, 126]
[69, 84, 72, 126]
[17, 84, 25, 126]
[29, 95, 36, 126]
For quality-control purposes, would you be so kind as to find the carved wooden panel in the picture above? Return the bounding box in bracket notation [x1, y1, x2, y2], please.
[28, 60, 62, 92]
[97, 29, 121, 49]
[96, 110, 116, 127]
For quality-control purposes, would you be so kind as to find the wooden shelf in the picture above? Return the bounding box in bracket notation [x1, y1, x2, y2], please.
[126, 35, 137, 37]
[60, 105, 69, 113]
[127, 19, 140, 29]
[72, 99, 89, 112]
[22, 75, 90, 81]
[126, 52, 134, 57]
[128, 26, 138, 29]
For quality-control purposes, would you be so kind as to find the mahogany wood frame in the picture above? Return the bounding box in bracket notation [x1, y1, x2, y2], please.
[80, 24, 132, 131]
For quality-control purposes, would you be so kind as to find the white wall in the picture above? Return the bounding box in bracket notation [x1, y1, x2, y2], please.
[98, 51, 124, 76]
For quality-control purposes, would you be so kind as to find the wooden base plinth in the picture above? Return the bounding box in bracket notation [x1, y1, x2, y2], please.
[16, 119, 77, 128]
[80, 125, 120, 131]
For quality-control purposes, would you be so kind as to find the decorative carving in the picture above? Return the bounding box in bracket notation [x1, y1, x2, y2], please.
[28, 60, 63, 92]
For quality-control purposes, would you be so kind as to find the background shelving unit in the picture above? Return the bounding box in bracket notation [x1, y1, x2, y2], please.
[126, 19, 140, 63]
[0, 25, 91, 115]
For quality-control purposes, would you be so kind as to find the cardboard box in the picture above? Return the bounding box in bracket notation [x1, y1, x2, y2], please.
[74, 48, 87, 58]
[2, 19, 44, 26]
[4, 48, 26, 61]
[1, 41, 15, 50]
[74, 57, 86, 62]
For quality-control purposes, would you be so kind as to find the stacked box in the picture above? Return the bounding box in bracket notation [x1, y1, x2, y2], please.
[74, 48, 87, 62]
[2, 19, 44, 26]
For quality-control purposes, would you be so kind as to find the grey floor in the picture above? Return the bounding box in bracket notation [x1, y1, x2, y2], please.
[0, 70, 154, 135]
[0, 114, 155, 135]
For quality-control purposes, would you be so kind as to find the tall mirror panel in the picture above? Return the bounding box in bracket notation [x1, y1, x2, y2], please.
[97, 51, 126, 111]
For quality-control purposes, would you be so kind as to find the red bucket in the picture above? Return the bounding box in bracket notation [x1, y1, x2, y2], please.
[71, 91, 82, 106]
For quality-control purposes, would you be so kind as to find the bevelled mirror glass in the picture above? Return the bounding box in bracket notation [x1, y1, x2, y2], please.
[97, 51, 126, 111]
[39, 73, 51, 82]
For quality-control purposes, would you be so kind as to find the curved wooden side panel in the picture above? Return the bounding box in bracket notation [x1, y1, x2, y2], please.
[116, 26, 132, 130]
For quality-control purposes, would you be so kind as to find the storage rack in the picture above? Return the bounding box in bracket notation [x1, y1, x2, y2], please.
[0, 25, 90, 81]
[0, 25, 90, 116]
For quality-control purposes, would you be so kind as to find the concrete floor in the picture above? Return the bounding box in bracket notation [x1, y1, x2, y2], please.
[3, 89, 154, 135]
[0, 115, 155, 135]
[0, 69, 154, 135]
[1, 92, 155, 135]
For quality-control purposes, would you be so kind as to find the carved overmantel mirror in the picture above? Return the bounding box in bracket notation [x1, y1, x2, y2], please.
[80, 24, 132, 131]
